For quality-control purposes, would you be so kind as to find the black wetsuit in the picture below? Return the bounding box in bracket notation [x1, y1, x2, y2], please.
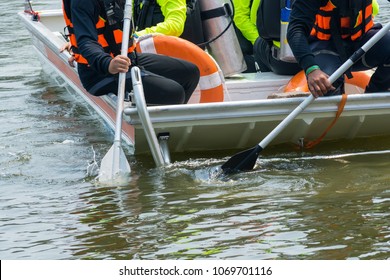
[287, 0, 390, 94]
[70, 0, 200, 104]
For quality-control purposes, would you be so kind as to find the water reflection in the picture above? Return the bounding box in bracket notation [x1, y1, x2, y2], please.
[63, 149, 390, 259]
[70, 180, 143, 259]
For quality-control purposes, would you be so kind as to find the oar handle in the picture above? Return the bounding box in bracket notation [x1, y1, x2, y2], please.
[258, 21, 390, 149]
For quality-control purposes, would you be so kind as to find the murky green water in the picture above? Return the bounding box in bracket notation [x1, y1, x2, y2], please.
[0, 0, 389, 260]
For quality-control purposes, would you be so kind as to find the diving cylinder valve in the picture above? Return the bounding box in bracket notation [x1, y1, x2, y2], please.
[199, 0, 247, 77]
[280, 0, 296, 62]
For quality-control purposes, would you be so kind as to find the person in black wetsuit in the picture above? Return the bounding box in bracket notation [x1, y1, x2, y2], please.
[233, 0, 301, 75]
[62, 0, 200, 105]
[287, 0, 390, 97]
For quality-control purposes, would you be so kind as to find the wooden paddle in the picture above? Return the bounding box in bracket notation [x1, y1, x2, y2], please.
[99, 0, 133, 185]
[221, 21, 390, 174]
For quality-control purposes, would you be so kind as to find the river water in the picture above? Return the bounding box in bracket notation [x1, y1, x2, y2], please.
[1, 0, 389, 260]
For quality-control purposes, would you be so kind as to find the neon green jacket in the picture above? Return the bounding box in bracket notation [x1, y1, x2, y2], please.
[233, 0, 260, 45]
[233, 0, 380, 46]
[135, 0, 187, 37]
[373, 0, 379, 17]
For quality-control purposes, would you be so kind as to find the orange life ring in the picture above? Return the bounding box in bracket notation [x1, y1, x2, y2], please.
[135, 34, 224, 103]
[284, 70, 371, 93]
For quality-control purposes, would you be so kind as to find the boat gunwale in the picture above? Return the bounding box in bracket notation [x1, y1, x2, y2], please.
[124, 92, 390, 126]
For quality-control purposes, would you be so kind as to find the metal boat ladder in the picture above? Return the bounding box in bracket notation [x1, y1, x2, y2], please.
[130, 66, 170, 166]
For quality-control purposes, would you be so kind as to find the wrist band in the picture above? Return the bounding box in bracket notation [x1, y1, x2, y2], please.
[305, 65, 320, 76]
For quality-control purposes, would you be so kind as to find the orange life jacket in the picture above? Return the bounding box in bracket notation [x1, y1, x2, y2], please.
[62, 0, 135, 65]
[310, 0, 374, 41]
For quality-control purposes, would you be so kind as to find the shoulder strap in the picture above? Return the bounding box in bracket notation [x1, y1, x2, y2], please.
[329, 5, 353, 78]
[256, 0, 282, 41]
[97, 0, 122, 56]
[135, 0, 158, 31]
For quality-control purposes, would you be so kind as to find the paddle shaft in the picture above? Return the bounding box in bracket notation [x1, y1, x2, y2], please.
[114, 0, 132, 143]
[258, 21, 390, 150]
[98, 0, 133, 184]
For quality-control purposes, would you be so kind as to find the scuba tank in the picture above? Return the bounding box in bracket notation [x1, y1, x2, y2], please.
[199, 0, 247, 77]
[279, 0, 295, 62]
[257, 0, 296, 63]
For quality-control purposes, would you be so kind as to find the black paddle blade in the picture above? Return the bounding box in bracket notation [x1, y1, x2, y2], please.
[221, 145, 263, 174]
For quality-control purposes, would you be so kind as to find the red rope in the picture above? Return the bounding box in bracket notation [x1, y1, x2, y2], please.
[304, 93, 348, 149]
[24, 0, 40, 21]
